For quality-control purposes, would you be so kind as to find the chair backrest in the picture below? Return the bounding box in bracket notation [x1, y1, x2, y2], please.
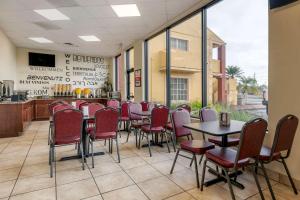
[177, 104, 191, 113]
[200, 107, 218, 122]
[107, 99, 120, 109]
[49, 100, 67, 116]
[140, 101, 149, 111]
[53, 104, 73, 113]
[87, 103, 105, 117]
[151, 106, 169, 128]
[121, 101, 130, 118]
[271, 114, 298, 157]
[235, 118, 268, 165]
[53, 109, 83, 145]
[128, 102, 143, 120]
[75, 100, 87, 109]
[79, 102, 89, 111]
[94, 107, 119, 136]
[171, 108, 191, 137]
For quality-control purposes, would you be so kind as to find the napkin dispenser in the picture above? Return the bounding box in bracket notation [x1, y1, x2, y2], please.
[82, 106, 89, 117]
[220, 112, 231, 127]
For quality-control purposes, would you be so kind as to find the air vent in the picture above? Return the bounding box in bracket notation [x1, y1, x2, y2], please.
[46, 0, 79, 7]
[63, 42, 79, 47]
[34, 22, 61, 30]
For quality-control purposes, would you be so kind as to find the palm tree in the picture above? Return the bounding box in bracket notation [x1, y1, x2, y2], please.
[226, 66, 243, 79]
[238, 76, 258, 95]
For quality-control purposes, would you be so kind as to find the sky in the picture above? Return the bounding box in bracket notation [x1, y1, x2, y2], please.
[207, 0, 269, 85]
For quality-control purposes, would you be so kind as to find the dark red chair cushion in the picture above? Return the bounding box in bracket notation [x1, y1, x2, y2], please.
[141, 125, 164, 133]
[180, 140, 214, 155]
[131, 121, 149, 128]
[206, 147, 249, 168]
[208, 137, 240, 147]
[90, 131, 117, 140]
[259, 146, 281, 161]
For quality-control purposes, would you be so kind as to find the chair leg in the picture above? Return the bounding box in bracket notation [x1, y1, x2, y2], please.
[115, 136, 120, 163]
[135, 129, 138, 147]
[224, 169, 236, 200]
[200, 159, 207, 191]
[194, 154, 200, 188]
[170, 149, 180, 174]
[190, 154, 195, 167]
[111, 138, 113, 153]
[282, 158, 298, 195]
[146, 133, 152, 157]
[191, 134, 194, 140]
[126, 129, 130, 142]
[138, 131, 142, 149]
[49, 145, 53, 177]
[90, 139, 94, 168]
[199, 154, 204, 166]
[252, 164, 265, 200]
[169, 132, 176, 152]
[164, 132, 170, 153]
[259, 161, 275, 200]
[80, 142, 85, 170]
[108, 139, 111, 153]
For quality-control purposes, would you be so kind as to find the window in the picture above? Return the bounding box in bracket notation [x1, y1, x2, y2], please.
[171, 37, 189, 51]
[171, 78, 188, 101]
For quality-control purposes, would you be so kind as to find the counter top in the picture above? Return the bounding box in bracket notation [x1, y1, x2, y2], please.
[0, 99, 34, 105]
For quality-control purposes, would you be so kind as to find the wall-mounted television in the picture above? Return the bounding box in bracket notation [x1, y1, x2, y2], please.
[28, 52, 55, 67]
[269, 0, 298, 9]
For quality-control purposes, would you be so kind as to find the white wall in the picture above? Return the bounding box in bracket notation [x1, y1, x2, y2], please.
[0, 29, 16, 82]
[16, 48, 113, 96]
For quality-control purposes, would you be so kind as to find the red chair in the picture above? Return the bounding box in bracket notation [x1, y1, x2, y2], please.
[75, 100, 87, 109]
[140, 101, 149, 111]
[166, 104, 193, 141]
[140, 106, 171, 156]
[120, 101, 130, 132]
[200, 107, 240, 147]
[85, 103, 105, 132]
[88, 107, 120, 167]
[49, 109, 84, 177]
[107, 99, 120, 109]
[127, 102, 148, 146]
[53, 104, 73, 113]
[258, 115, 299, 199]
[201, 118, 268, 200]
[78, 102, 89, 111]
[170, 108, 214, 188]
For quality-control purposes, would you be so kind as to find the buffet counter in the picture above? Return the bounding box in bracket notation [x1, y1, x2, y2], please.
[0, 97, 109, 138]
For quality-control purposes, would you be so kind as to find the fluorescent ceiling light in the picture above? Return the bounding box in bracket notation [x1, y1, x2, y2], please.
[78, 35, 101, 42]
[28, 37, 53, 43]
[34, 9, 70, 21]
[111, 4, 141, 17]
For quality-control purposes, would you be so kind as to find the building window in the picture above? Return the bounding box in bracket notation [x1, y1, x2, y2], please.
[171, 37, 188, 51]
[171, 78, 188, 101]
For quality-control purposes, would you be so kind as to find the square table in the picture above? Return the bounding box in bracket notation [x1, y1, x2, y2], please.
[183, 120, 246, 189]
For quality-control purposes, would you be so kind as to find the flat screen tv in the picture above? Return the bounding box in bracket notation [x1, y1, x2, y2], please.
[29, 52, 55, 67]
[269, 0, 298, 9]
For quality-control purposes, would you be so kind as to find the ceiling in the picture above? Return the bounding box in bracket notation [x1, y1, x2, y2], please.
[0, 0, 207, 57]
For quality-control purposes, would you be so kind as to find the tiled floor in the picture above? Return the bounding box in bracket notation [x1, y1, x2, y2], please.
[0, 121, 299, 200]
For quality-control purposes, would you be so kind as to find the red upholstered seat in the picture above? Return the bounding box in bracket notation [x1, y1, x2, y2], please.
[141, 124, 165, 133]
[206, 147, 249, 168]
[131, 120, 149, 128]
[259, 146, 281, 161]
[208, 137, 240, 147]
[180, 140, 214, 154]
[91, 131, 117, 140]
[165, 122, 173, 130]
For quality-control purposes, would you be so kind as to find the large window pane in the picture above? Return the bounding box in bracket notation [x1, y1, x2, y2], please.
[148, 32, 166, 104]
[207, 0, 268, 121]
[170, 13, 202, 116]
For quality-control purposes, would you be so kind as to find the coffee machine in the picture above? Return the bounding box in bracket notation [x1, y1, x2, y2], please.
[2, 80, 14, 98]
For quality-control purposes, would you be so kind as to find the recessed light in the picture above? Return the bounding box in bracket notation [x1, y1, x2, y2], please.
[111, 4, 141, 17]
[28, 37, 53, 43]
[34, 9, 70, 21]
[78, 35, 101, 42]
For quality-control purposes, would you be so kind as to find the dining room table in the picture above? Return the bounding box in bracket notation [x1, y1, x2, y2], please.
[183, 120, 246, 189]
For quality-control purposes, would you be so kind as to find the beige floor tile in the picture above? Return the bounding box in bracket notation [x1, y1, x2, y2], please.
[0, 180, 15, 198]
[151, 160, 186, 175]
[83, 195, 103, 200]
[188, 185, 242, 200]
[119, 156, 147, 170]
[0, 167, 20, 183]
[94, 171, 134, 193]
[141, 152, 171, 164]
[19, 162, 49, 178]
[56, 167, 91, 185]
[23, 154, 48, 166]
[138, 176, 183, 200]
[12, 173, 55, 195]
[167, 168, 198, 190]
[89, 161, 122, 177]
[165, 192, 196, 200]
[112, 149, 138, 160]
[102, 185, 148, 200]
[126, 164, 162, 183]
[10, 187, 55, 200]
[55, 159, 85, 171]
[57, 178, 99, 200]
[0, 158, 24, 171]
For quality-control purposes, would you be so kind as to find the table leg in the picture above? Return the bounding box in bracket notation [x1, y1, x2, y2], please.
[205, 169, 244, 189]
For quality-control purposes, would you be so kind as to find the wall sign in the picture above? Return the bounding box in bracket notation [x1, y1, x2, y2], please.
[16, 48, 111, 96]
[134, 69, 142, 87]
